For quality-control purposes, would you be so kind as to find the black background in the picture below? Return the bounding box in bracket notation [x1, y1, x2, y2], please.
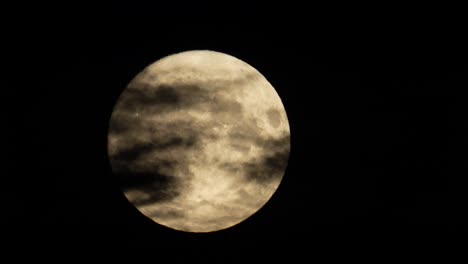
[3, 2, 468, 258]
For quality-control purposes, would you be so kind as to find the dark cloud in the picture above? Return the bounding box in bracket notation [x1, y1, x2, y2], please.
[138, 63, 260, 89]
[111, 135, 198, 163]
[115, 82, 247, 117]
[205, 70, 260, 89]
[108, 82, 246, 172]
[229, 142, 251, 154]
[221, 134, 290, 183]
[227, 118, 262, 142]
[108, 112, 132, 134]
[109, 131, 199, 207]
[227, 120, 289, 151]
[257, 133, 290, 150]
[111, 142, 155, 162]
[110, 121, 200, 207]
[243, 148, 289, 182]
[119, 83, 210, 113]
[151, 85, 180, 104]
[223, 123, 290, 183]
[126, 85, 176, 105]
[210, 98, 243, 113]
[118, 169, 182, 205]
[147, 207, 185, 220]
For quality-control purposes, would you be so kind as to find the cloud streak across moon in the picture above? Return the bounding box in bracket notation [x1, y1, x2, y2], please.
[108, 50, 290, 232]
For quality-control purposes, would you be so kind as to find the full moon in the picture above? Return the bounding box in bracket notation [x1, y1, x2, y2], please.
[108, 50, 290, 232]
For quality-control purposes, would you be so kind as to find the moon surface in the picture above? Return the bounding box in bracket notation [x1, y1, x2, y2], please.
[108, 50, 290, 232]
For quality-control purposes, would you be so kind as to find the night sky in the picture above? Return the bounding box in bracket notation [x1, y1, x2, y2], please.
[3, 2, 467, 258]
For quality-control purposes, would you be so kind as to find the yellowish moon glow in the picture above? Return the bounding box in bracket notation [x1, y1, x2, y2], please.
[108, 50, 290, 232]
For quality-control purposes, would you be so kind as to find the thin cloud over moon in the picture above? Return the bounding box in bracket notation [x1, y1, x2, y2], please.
[108, 50, 290, 232]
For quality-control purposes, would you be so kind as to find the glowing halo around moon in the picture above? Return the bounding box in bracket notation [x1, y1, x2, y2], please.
[108, 50, 290, 232]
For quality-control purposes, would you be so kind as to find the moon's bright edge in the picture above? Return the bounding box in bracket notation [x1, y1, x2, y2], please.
[108, 50, 290, 232]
